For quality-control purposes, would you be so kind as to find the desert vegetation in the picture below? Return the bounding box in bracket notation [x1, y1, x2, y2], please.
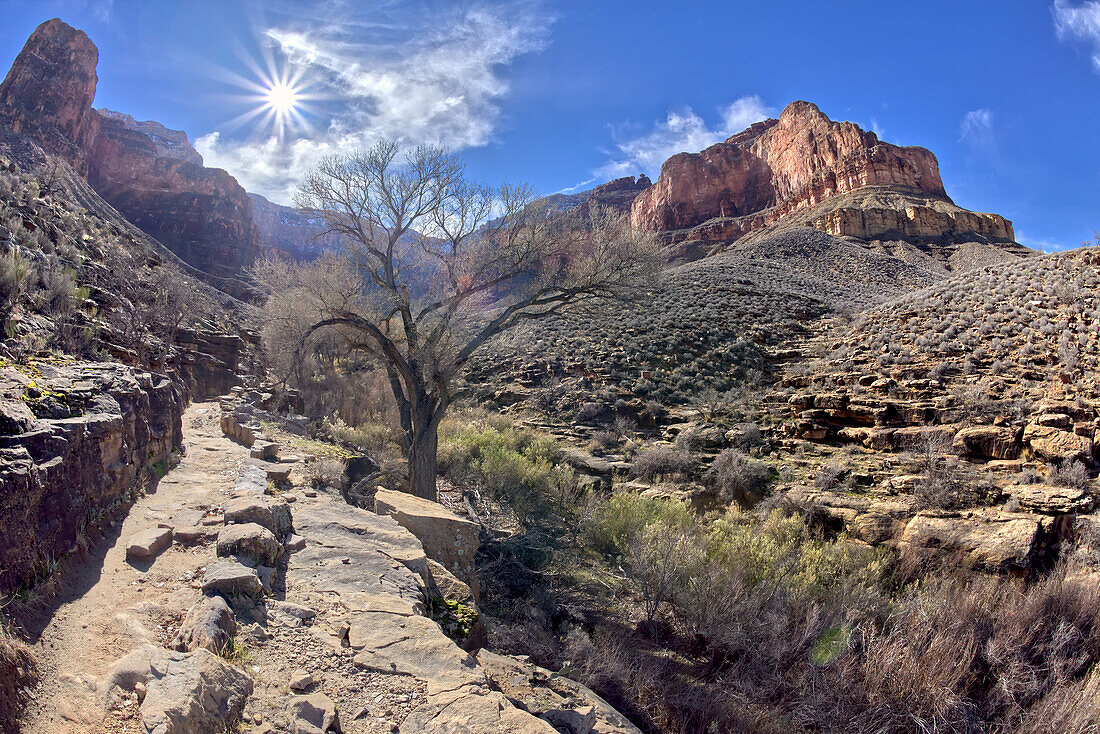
[253, 139, 662, 500]
[0, 156, 220, 367]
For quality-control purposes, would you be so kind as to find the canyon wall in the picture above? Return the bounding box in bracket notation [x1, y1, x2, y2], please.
[0, 18, 260, 284]
[631, 101, 1014, 251]
[0, 362, 186, 593]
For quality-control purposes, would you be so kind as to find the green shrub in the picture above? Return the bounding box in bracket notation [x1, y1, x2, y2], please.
[587, 491, 693, 557]
[439, 414, 563, 526]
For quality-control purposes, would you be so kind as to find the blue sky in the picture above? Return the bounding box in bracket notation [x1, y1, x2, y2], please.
[0, 0, 1098, 251]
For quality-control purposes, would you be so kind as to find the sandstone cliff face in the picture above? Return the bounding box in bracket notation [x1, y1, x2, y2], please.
[631, 101, 1014, 253]
[97, 109, 204, 166]
[89, 113, 261, 281]
[0, 18, 260, 284]
[0, 18, 100, 174]
[0, 362, 185, 593]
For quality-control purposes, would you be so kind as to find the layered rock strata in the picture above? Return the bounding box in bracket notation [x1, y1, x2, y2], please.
[0, 361, 185, 593]
[0, 18, 261, 283]
[630, 101, 1015, 255]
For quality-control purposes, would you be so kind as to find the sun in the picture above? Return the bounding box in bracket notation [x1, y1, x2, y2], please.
[266, 81, 299, 114]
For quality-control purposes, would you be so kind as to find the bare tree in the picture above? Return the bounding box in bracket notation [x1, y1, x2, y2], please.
[256, 139, 662, 500]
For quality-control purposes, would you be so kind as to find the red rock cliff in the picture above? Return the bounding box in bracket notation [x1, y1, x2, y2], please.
[0, 18, 100, 174]
[0, 18, 259, 284]
[89, 112, 260, 281]
[631, 101, 957, 240]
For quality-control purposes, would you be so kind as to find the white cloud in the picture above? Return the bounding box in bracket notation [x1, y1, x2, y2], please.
[1053, 0, 1100, 71]
[959, 108, 994, 147]
[1016, 231, 1065, 253]
[196, 2, 550, 204]
[595, 95, 773, 180]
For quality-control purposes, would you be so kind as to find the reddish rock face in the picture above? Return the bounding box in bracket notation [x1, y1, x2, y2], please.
[0, 18, 259, 285]
[90, 114, 260, 281]
[0, 18, 100, 173]
[631, 101, 961, 246]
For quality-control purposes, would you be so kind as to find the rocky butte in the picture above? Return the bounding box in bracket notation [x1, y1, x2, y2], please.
[628, 100, 1019, 261]
[0, 18, 260, 284]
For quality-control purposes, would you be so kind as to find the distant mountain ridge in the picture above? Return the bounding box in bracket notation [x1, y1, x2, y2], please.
[564, 101, 1026, 267]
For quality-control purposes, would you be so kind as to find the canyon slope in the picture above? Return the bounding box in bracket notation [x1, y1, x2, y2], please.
[0, 18, 260, 286]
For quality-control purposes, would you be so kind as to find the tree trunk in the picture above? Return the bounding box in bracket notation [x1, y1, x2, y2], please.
[407, 422, 439, 502]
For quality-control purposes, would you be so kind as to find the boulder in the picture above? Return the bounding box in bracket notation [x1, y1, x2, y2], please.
[897, 511, 1052, 572]
[1004, 484, 1093, 514]
[288, 669, 313, 691]
[953, 425, 1019, 460]
[224, 495, 292, 538]
[286, 693, 339, 734]
[217, 523, 283, 566]
[102, 644, 252, 734]
[171, 596, 236, 654]
[250, 441, 278, 461]
[374, 488, 481, 600]
[126, 528, 173, 561]
[200, 560, 263, 598]
[268, 600, 316, 628]
[1036, 413, 1072, 429]
[1023, 423, 1094, 463]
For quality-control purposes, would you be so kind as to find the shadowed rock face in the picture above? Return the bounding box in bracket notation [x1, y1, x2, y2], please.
[0, 18, 100, 173]
[0, 18, 260, 283]
[249, 192, 343, 261]
[0, 362, 186, 594]
[631, 101, 1014, 251]
[89, 113, 261, 281]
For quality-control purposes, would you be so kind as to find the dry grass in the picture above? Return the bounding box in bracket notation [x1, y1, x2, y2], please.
[0, 623, 37, 734]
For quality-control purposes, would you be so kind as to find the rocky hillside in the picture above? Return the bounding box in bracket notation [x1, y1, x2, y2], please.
[0, 18, 260, 288]
[765, 246, 1100, 570]
[621, 101, 1022, 262]
[473, 226, 944, 418]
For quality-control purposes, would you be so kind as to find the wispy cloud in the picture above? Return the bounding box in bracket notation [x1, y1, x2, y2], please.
[1053, 0, 1100, 71]
[196, 1, 550, 204]
[959, 108, 994, 149]
[595, 95, 773, 180]
[1016, 231, 1065, 253]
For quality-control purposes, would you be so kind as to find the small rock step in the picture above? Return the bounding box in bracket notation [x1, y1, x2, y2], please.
[125, 528, 173, 560]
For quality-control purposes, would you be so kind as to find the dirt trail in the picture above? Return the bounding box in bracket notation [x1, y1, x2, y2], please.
[20, 402, 249, 733]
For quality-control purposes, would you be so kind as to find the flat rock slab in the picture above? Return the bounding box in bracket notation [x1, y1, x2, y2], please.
[374, 488, 481, 598]
[126, 528, 173, 560]
[286, 693, 339, 734]
[201, 559, 263, 598]
[174, 526, 218, 545]
[224, 495, 292, 537]
[477, 650, 643, 734]
[233, 465, 268, 495]
[217, 522, 283, 566]
[288, 499, 427, 603]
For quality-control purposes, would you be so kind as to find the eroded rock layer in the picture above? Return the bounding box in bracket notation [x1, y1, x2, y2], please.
[630, 101, 1015, 255]
[0, 18, 260, 283]
[0, 361, 185, 593]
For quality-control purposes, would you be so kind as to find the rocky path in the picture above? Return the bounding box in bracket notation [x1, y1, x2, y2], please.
[18, 397, 637, 734]
[20, 402, 248, 733]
